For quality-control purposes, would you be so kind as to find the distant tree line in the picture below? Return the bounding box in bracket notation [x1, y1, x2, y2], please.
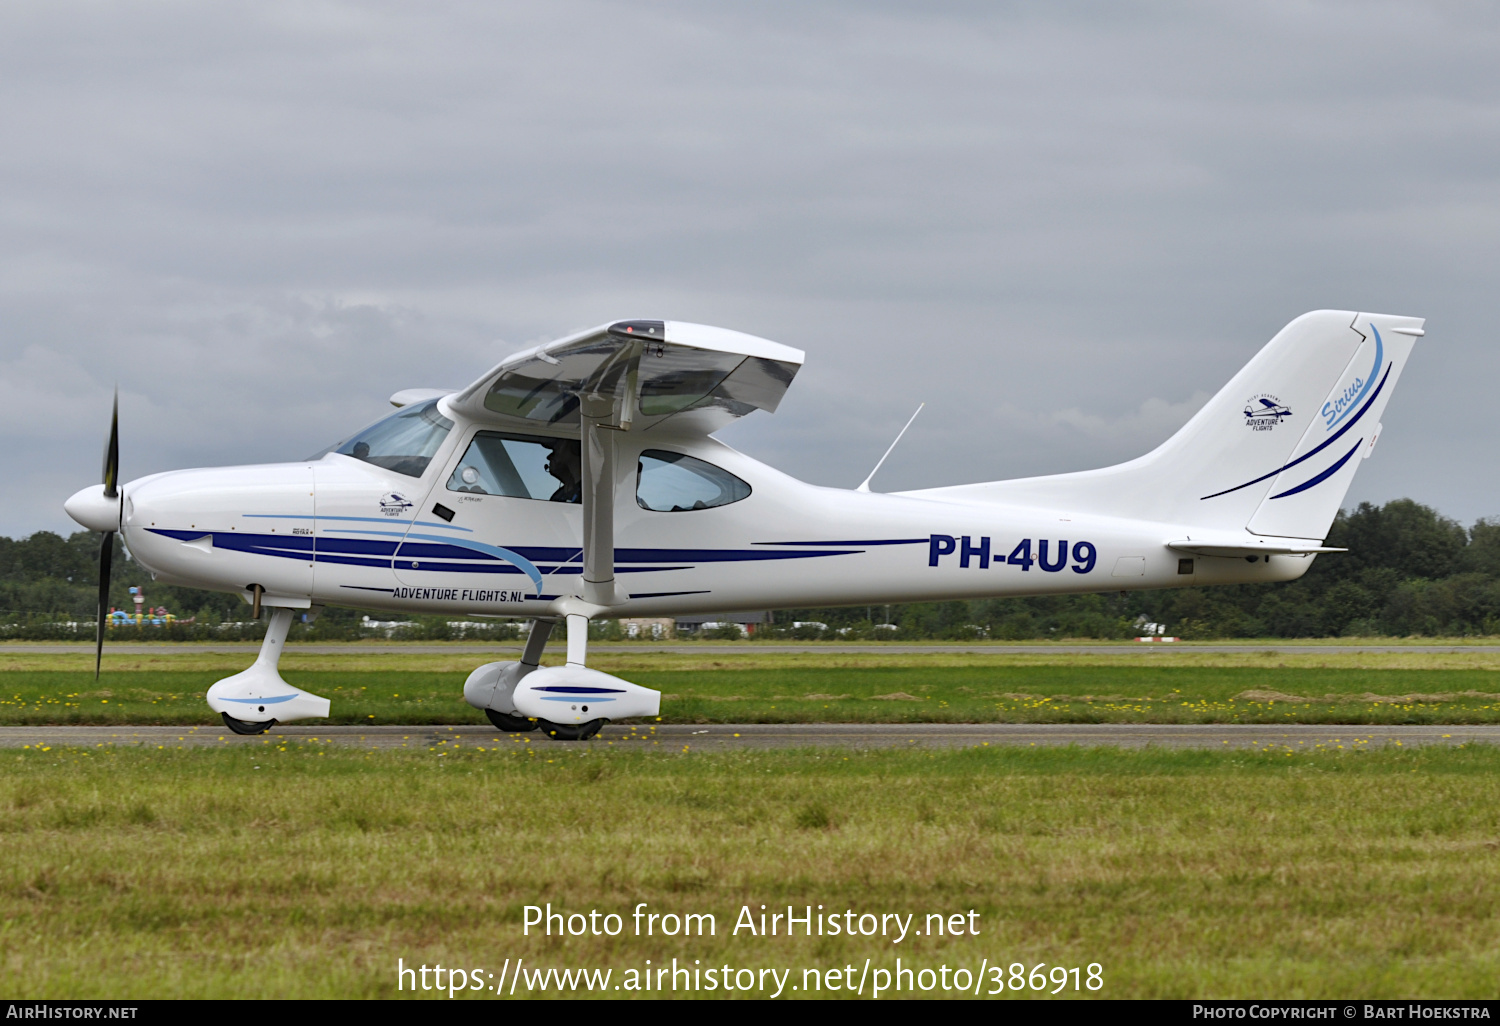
[2, 498, 1497, 640]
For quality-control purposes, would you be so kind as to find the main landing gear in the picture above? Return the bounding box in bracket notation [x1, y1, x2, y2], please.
[463, 614, 661, 741]
[468, 617, 606, 741]
[483, 706, 604, 740]
[484, 709, 537, 732]
[469, 617, 554, 735]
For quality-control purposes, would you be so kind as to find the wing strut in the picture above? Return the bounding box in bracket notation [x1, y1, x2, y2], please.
[579, 392, 619, 608]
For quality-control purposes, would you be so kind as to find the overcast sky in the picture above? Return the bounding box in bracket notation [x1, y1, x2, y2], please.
[3, 1, 1497, 538]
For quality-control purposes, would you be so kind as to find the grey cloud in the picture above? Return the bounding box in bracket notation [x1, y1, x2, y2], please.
[3, 1, 1499, 538]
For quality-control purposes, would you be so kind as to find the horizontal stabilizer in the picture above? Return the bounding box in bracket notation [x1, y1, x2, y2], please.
[1167, 538, 1347, 557]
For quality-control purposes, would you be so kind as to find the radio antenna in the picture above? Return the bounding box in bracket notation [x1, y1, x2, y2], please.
[857, 403, 924, 493]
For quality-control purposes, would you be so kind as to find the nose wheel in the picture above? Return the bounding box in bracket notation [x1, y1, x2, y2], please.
[221, 713, 277, 735]
[538, 718, 606, 741]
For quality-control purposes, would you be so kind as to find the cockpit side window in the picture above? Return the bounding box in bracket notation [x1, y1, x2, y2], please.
[332, 399, 454, 478]
[636, 450, 751, 512]
[447, 431, 582, 503]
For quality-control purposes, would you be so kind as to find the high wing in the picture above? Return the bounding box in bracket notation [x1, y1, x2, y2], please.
[444, 319, 805, 434]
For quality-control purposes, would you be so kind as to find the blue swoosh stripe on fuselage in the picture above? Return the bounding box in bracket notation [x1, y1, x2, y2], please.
[243, 514, 473, 533]
[152, 531, 313, 559]
[1200, 362, 1392, 501]
[1267, 439, 1363, 500]
[533, 686, 627, 694]
[149, 531, 688, 575]
[145, 530, 856, 576]
[318, 531, 546, 593]
[400, 533, 544, 593]
[384, 541, 860, 564]
[752, 538, 929, 546]
[394, 540, 518, 560]
[388, 561, 687, 576]
[317, 536, 401, 555]
[611, 548, 858, 562]
[318, 535, 860, 564]
[629, 590, 711, 599]
[313, 553, 400, 570]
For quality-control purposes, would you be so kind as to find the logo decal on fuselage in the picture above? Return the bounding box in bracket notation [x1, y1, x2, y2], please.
[379, 492, 413, 516]
[1244, 394, 1292, 430]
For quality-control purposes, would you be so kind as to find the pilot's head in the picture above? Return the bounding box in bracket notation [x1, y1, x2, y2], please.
[545, 440, 580, 480]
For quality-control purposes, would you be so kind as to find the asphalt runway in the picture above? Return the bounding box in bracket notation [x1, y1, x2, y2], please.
[4, 722, 1496, 751]
[9, 643, 1500, 655]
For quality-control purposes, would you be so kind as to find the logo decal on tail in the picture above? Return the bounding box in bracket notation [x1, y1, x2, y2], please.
[1203, 359, 1394, 501]
[1243, 394, 1292, 430]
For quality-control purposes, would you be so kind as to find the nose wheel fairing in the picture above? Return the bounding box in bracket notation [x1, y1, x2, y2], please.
[205, 607, 330, 729]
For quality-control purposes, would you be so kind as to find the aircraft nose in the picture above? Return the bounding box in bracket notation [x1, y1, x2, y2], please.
[64, 484, 121, 533]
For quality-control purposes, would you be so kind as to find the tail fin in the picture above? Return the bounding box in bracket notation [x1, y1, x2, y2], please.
[920, 310, 1424, 541]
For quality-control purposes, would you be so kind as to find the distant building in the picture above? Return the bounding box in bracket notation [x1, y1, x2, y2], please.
[674, 611, 771, 636]
[616, 617, 675, 640]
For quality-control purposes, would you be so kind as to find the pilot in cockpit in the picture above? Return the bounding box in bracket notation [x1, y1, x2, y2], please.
[545, 439, 582, 503]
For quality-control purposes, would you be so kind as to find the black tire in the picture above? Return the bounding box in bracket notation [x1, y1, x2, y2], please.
[221, 712, 277, 735]
[484, 709, 538, 732]
[538, 718, 607, 741]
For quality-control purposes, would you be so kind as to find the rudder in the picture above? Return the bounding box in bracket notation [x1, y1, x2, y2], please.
[1241, 315, 1420, 538]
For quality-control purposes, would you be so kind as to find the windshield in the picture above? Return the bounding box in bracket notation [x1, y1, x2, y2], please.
[331, 399, 454, 478]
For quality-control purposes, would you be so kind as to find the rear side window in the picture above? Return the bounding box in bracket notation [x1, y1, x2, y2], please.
[447, 432, 582, 503]
[636, 450, 750, 512]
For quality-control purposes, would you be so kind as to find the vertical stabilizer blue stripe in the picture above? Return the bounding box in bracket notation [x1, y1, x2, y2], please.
[1267, 439, 1363, 500]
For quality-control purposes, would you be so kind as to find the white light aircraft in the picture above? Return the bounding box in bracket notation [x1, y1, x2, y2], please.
[64, 311, 1423, 739]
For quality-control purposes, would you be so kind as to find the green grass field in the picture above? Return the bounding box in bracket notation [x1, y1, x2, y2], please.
[1, 647, 1497, 725]
[5, 648, 1499, 999]
[3, 742, 1499, 999]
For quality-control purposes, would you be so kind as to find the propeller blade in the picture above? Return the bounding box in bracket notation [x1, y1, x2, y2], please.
[102, 389, 119, 499]
[95, 390, 120, 679]
[95, 530, 114, 681]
